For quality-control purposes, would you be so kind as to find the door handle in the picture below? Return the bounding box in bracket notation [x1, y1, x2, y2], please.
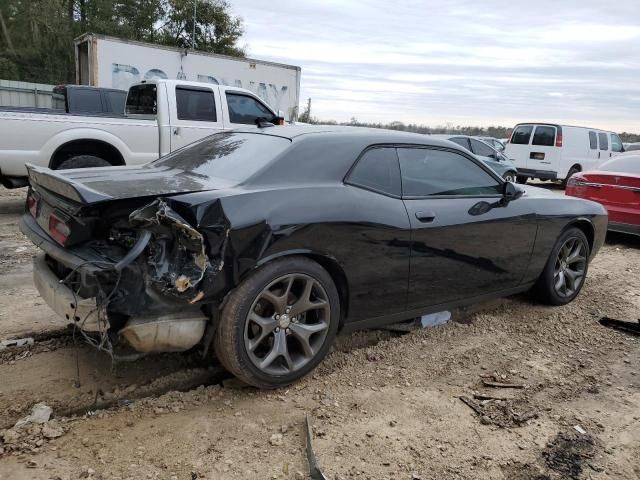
[173, 127, 180, 135]
[598, 151, 600, 159]
[415, 211, 436, 223]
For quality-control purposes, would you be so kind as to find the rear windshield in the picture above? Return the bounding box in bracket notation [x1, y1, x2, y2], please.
[599, 156, 640, 174]
[532, 126, 556, 146]
[511, 126, 533, 145]
[126, 84, 157, 115]
[151, 132, 291, 182]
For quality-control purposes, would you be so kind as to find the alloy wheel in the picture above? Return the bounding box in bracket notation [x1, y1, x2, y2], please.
[553, 237, 587, 297]
[244, 274, 331, 375]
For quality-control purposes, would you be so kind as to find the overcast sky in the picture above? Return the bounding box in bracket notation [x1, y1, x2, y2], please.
[229, 0, 640, 131]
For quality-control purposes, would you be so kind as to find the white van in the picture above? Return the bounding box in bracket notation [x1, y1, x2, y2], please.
[504, 123, 625, 184]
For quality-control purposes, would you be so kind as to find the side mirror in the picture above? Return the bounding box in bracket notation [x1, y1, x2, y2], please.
[502, 181, 525, 202]
[275, 110, 286, 126]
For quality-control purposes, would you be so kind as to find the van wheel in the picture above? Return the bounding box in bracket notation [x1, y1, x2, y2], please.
[562, 166, 581, 187]
[516, 176, 528, 184]
[214, 257, 340, 389]
[56, 155, 111, 170]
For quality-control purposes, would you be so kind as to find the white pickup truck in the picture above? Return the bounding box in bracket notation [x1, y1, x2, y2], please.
[0, 79, 283, 188]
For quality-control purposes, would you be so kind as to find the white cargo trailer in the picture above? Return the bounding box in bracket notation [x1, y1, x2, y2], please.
[74, 33, 301, 121]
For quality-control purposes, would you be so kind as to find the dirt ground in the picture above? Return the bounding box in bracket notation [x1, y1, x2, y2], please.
[0, 185, 638, 480]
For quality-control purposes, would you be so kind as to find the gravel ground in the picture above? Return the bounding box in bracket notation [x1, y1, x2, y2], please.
[0, 185, 638, 480]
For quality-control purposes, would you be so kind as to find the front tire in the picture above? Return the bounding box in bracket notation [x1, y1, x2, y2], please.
[214, 257, 340, 389]
[502, 171, 517, 183]
[535, 227, 590, 305]
[562, 166, 581, 187]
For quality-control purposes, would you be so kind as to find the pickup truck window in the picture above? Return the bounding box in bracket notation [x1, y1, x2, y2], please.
[176, 86, 217, 122]
[226, 93, 275, 124]
[126, 84, 157, 115]
[73, 89, 102, 113]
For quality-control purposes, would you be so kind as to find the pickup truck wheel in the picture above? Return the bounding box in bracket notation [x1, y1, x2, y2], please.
[214, 257, 340, 389]
[534, 227, 590, 306]
[56, 155, 111, 170]
[516, 175, 528, 184]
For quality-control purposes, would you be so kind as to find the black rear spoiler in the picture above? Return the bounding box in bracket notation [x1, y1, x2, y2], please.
[26, 164, 112, 204]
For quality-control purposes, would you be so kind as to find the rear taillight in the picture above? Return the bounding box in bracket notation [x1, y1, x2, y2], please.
[555, 133, 563, 147]
[567, 175, 585, 187]
[48, 213, 71, 246]
[27, 192, 39, 218]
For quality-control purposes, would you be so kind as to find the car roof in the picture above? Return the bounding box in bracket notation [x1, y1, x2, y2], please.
[233, 125, 459, 148]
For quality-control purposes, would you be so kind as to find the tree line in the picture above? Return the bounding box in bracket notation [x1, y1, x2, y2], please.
[0, 0, 244, 84]
[298, 112, 640, 142]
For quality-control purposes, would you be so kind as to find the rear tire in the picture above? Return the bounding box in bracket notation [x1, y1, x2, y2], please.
[516, 175, 528, 184]
[534, 227, 590, 305]
[214, 257, 340, 389]
[56, 155, 111, 170]
[562, 166, 581, 187]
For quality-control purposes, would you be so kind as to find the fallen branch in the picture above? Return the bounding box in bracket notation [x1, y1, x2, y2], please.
[473, 393, 508, 401]
[305, 415, 329, 480]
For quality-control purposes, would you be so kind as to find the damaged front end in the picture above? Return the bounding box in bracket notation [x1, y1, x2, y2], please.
[29, 196, 231, 355]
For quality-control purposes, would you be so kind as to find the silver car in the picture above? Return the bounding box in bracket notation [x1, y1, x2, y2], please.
[432, 135, 518, 182]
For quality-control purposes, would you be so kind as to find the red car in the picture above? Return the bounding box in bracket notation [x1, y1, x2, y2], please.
[565, 154, 640, 236]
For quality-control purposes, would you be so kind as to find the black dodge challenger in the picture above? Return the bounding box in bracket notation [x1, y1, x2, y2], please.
[20, 126, 608, 388]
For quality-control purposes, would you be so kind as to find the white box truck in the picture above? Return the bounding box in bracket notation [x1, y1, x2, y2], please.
[74, 33, 301, 121]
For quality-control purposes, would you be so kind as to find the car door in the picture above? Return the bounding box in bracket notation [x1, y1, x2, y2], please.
[169, 84, 224, 151]
[223, 91, 277, 128]
[397, 146, 537, 309]
[505, 124, 533, 172]
[343, 147, 411, 320]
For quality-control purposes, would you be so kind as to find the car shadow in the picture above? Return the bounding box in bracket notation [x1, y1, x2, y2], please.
[606, 231, 640, 248]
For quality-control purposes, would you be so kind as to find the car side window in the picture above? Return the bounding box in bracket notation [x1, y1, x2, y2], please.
[610, 133, 623, 153]
[226, 92, 275, 124]
[588, 131, 597, 150]
[176, 87, 217, 122]
[598, 132, 608, 151]
[449, 137, 471, 150]
[397, 148, 502, 197]
[511, 126, 533, 145]
[346, 148, 402, 197]
[470, 139, 495, 157]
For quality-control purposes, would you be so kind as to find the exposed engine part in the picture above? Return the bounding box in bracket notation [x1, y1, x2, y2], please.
[119, 312, 207, 352]
[129, 199, 213, 303]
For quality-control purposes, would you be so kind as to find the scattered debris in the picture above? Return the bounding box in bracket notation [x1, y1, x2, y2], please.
[459, 396, 538, 428]
[599, 317, 640, 336]
[269, 433, 284, 446]
[383, 311, 450, 332]
[305, 416, 329, 480]
[543, 430, 598, 479]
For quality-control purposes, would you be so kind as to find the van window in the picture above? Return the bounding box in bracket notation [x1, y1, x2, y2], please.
[598, 132, 608, 151]
[511, 126, 533, 145]
[610, 134, 623, 153]
[588, 131, 597, 150]
[532, 126, 556, 146]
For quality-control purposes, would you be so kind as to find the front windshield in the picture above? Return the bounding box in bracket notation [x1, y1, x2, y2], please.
[150, 132, 291, 182]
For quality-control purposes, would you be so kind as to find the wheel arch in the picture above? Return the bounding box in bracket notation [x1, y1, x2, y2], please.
[49, 139, 125, 169]
[564, 218, 595, 252]
[254, 249, 350, 327]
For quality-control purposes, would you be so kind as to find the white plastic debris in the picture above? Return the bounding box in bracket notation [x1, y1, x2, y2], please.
[0, 337, 34, 350]
[14, 403, 53, 428]
[574, 425, 587, 435]
[419, 311, 451, 328]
